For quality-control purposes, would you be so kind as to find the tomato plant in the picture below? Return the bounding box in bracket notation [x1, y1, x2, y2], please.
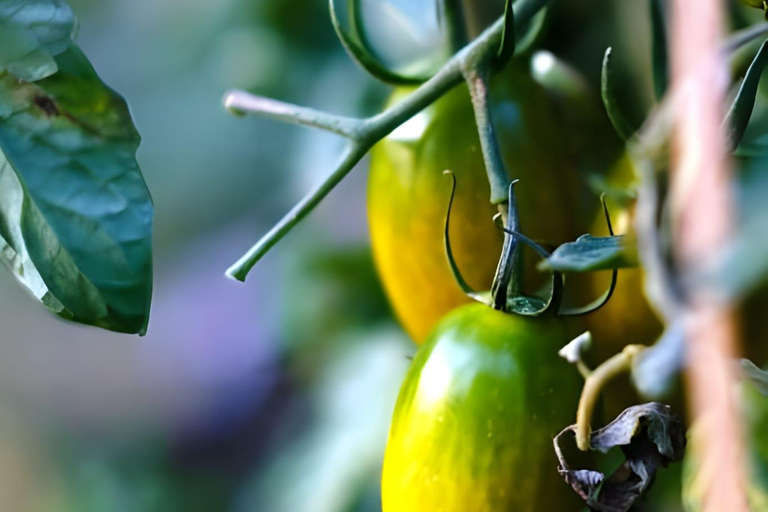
[368, 60, 594, 344]
[381, 303, 583, 512]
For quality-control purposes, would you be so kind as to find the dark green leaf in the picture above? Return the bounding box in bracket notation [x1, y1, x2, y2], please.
[0, 45, 153, 335]
[724, 40, 768, 151]
[0, 0, 76, 82]
[539, 234, 638, 273]
[601, 47, 635, 141]
[650, 0, 668, 101]
[555, 403, 686, 512]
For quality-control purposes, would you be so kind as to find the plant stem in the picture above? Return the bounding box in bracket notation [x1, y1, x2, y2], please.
[670, 0, 749, 509]
[226, 143, 368, 280]
[575, 344, 645, 451]
[223, 92, 364, 139]
[225, 0, 553, 280]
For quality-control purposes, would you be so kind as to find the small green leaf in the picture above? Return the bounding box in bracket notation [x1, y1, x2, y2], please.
[0, 45, 153, 335]
[724, 40, 768, 151]
[650, 0, 668, 101]
[601, 47, 635, 141]
[0, 0, 76, 82]
[539, 234, 638, 273]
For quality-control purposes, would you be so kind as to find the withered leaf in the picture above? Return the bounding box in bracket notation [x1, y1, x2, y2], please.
[554, 402, 686, 512]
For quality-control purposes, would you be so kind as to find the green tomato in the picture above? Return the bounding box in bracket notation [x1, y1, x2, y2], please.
[368, 61, 591, 344]
[381, 303, 583, 512]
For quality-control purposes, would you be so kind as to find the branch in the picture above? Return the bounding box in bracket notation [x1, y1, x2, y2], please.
[223, 91, 364, 139]
[224, 0, 554, 281]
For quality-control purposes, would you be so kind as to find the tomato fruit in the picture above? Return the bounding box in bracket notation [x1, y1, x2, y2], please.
[381, 303, 583, 512]
[368, 61, 590, 344]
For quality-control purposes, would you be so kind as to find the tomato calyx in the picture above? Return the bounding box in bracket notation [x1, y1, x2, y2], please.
[443, 171, 617, 317]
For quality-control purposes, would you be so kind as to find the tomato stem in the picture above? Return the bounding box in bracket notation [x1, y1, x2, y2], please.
[223, 0, 555, 281]
[575, 344, 646, 451]
[223, 92, 365, 140]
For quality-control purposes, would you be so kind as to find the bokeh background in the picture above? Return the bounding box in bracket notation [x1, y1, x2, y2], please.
[0, 1, 766, 511]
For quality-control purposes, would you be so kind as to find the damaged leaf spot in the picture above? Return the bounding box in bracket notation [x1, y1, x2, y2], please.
[554, 402, 686, 512]
[33, 95, 59, 117]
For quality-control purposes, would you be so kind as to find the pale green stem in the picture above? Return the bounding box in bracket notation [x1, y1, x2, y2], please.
[225, 0, 553, 281]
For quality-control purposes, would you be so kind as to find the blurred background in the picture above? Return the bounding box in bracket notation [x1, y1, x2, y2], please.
[0, 1, 766, 511]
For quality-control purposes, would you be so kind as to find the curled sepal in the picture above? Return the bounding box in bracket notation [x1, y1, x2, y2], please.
[725, 40, 768, 152]
[550, 199, 621, 316]
[490, 182, 520, 309]
[442, 171, 488, 303]
[650, 0, 668, 101]
[329, 0, 442, 85]
[496, 0, 516, 66]
[514, 5, 548, 56]
[493, 220, 565, 317]
[554, 403, 686, 512]
[601, 47, 635, 141]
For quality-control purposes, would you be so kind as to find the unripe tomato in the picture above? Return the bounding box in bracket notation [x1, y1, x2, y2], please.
[368, 61, 587, 344]
[381, 303, 583, 512]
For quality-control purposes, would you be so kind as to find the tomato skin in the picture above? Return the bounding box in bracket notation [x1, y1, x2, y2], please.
[368, 62, 586, 344]
[381, 303, 583, 512]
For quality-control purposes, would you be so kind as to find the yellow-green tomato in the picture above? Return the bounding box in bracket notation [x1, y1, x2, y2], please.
[368, 62, 586, 344]
[381, 304, 583, 512]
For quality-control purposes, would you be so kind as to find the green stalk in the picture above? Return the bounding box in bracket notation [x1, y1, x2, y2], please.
[225, 0, 554, 281]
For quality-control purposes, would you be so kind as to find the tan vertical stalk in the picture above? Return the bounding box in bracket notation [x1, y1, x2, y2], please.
[670, 1, 748, 511]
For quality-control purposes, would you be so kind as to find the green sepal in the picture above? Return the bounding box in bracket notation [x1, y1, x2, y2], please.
[329, 0, 443, 85]
[601, 47, 635, 141]
[725, 40, 768, 151]
[650, 0, 668, 101]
